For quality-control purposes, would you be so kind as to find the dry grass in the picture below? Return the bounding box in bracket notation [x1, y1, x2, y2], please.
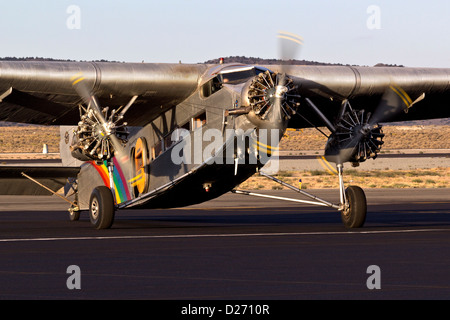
[0, 126, 60, 153]
[239, 167, 450, 190]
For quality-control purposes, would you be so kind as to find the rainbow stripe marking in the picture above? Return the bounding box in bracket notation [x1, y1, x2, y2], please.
[90, 158, 132, 204]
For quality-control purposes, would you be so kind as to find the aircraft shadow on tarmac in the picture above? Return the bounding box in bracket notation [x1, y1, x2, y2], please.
[104, 202, 450, 231]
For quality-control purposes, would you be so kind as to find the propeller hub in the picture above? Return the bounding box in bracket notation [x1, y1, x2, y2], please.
[264, 85, 288, 104]
[71, 105, 129, 161]
[274, 85, 288, 99]
[248, 71, 298, 120]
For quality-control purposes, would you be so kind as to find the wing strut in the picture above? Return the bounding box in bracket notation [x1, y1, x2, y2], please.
[21, 172, 79, 210]
[232, 164, 367, 228]
[232, 171, 340, 209]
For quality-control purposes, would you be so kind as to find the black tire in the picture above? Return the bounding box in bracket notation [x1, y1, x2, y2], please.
[89, 186, 115, 230]
[69, 209, 80, 222]
[341, 186, 367, 229]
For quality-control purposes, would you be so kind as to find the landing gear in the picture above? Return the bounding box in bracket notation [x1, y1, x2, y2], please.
[69, 208, 81, 222]
[233, 163, 368, 229]
[342, 186, 367, 229]
[337, 164, 367, 229]
[89, 186, 115, 230]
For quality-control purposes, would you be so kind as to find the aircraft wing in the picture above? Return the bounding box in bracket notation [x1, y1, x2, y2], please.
[0, 166, 80, 196]
[265, 65, 450, 128]
[0, 61, 209, 126]
[1, 61, 449, 128]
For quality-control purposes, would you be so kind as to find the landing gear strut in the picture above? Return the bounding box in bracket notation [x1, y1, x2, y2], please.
[336, 163, 367, 228]
[233, 163, 367, 228]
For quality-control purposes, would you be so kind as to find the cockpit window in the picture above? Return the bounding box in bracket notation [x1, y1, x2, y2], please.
[219, 68, 260, 84]
[201, 66, 268, 98]
[201, 77, 222, 98]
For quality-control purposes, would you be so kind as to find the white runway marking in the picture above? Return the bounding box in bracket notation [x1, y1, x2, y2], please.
[0, 228, 448, 243]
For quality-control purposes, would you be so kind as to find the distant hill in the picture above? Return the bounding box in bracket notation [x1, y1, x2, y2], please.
[1, 56, 405, 67]
[202, 56, 348, 66]
[203, 56, 404, 67]
[0, 56, 347, 66]
[0, 57, 122, 63]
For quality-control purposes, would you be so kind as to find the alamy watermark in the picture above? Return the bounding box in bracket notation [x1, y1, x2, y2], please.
[66, 265, 81, 290]
[366, 265, 381, 290]
[170, 128, 281, 173]
[367, 5, 381, 30]
[66, 5, 81, 30]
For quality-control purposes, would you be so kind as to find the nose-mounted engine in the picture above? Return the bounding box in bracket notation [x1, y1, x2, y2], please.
[247, 70, 299, 121]
[70, 104, 129, 162]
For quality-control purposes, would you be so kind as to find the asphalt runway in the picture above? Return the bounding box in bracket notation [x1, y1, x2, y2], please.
[0, 188, 449, 301]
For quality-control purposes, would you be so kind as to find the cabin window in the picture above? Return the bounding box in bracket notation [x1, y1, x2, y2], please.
[164, 133, 175, 150]
[192, 112, 207, 130]
[150, 113, 206, 161]
[151, 140, 163, 160]
[201, 77, 222, 98]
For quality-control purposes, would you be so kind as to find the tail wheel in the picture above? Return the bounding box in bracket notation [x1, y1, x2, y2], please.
[341, 186, 367, 228]
[89, 186, 115, 230]
[69, 209, 81, 222]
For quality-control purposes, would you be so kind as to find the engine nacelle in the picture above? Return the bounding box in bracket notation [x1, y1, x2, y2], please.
[325, 109, 385, 165]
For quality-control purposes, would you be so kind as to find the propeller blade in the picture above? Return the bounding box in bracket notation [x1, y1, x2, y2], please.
[277, 31, 304, 78]
[324, 131, 365, 165]
[71, 73, 106, 126]
[71, 73, 129, 165]
[369, 84, 413, 126]
[265, 90, 285, 129]
[259, 31, 304, 130]
[325, 85, 412, 164]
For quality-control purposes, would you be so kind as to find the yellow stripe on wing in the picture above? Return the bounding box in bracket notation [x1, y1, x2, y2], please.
[71, 73, 86, 86]
[390, 85, 413, 109]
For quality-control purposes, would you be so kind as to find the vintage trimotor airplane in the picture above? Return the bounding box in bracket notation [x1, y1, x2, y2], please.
[1, 33, 450, 229]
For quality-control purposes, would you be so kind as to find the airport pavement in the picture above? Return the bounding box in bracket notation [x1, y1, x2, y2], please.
[0, 189, 449, 301]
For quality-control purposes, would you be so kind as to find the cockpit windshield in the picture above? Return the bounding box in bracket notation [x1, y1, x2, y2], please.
[218, 67, 264, 85]
[201, 66, 268, 98]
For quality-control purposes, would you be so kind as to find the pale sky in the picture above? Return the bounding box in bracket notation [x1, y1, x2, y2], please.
[1, 0, 450, 67]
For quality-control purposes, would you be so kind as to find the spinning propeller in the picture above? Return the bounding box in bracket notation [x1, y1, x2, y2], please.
[248, 31, 304, 130]
[252, 31, 419, 166]
[324, 84, 417, 165]
[70, 73, 132, 165]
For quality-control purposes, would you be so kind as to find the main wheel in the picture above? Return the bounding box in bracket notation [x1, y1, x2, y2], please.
[89, 186, 115, 230]
[341, 186, 367, 228]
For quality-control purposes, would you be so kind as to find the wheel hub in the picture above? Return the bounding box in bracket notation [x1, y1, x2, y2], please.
[90, 198, 99, 220]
